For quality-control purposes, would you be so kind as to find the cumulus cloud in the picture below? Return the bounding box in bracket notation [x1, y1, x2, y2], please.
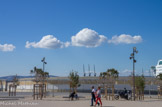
[108, 34, 142, 44]
[0, 44, 16, 52]
[71, 28, 107, 48]
[25, 35, 70, 49]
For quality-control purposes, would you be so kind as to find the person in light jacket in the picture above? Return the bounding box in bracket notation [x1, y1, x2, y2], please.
[94, 86, 102, 107]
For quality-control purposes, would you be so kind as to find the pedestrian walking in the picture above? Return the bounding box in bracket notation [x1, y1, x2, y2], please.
[94, 86, 102, 107]
[90, 86, 96, 106]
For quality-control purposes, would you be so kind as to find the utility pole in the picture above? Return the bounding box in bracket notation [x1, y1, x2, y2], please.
[130, 47, 138, 101]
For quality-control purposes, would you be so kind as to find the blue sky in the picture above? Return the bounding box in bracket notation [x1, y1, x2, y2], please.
[0, 0, 162, 77]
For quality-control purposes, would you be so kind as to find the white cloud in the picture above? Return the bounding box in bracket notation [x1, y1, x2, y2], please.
[120, 69, 132, 76]
[25, 35, 70, 49]
[71, 28, 107, 48]
[0, 44, 16, 52]
[64, 42, 70, 48]
[108, 34, 142, 44]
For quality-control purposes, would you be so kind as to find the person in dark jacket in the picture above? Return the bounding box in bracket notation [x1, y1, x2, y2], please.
[91, 86, 99, 106]
[69, 91, 75, 100]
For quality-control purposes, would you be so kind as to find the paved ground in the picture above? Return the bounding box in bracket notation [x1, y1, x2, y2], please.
[0, 92, 162, 107]
[0, 97, 162, 107]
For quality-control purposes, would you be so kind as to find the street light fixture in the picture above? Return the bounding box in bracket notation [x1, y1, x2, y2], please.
[130, 47, 138, 101]
[41, 57, 47, 72]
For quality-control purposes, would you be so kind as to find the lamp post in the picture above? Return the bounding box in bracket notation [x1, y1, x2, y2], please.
[41, 57, 47, 72]
[149, 69, 151, 98]
[130, 47, 138, 101]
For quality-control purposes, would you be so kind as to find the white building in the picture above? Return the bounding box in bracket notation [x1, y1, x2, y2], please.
[155, 60, 162, 76]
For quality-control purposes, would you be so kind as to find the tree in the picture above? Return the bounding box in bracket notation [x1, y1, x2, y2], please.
[107, 68, 119, 79]
[9, 75, 19, 96]
[107, 68, 119, 100]
[100, 68, 119, 100]
[157, 73, 162, 98]
[99, 72, 109, 100]
[68, 71, 80, 93]
[30, 67, 49, 99]
[157, 73, 162, 81]
[13, 75, 19, 86]
[135, 75, 145, 100]
[30, 66, 49, 84]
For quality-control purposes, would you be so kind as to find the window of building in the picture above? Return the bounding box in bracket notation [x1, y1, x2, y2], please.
[159, 61, 162, 65]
